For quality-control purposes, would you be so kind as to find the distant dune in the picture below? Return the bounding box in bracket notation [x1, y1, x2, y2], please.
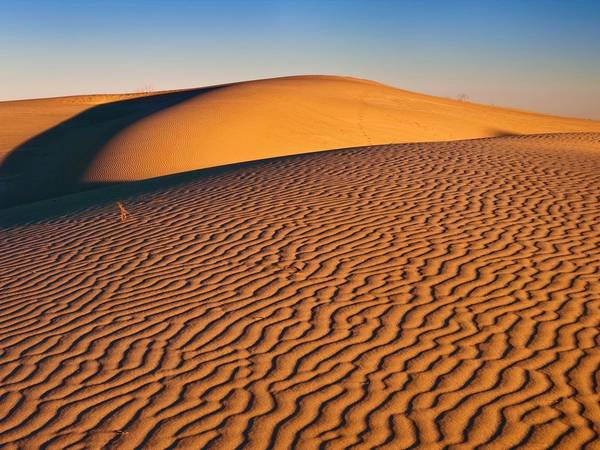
[1, 75, 600, 207]
[1, 133, 599, 448]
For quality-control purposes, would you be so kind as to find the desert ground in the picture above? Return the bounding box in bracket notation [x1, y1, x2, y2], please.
[0, 76, 599, 449]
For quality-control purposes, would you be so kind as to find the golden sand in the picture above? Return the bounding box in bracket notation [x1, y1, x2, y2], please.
[0, 77, 599, 449]
[1, 76, 599, 208]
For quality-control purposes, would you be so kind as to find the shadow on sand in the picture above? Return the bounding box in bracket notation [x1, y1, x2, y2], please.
[0, 160, 261, 228]
[0, 85, 228, 210]
[488, 128, 520, 138]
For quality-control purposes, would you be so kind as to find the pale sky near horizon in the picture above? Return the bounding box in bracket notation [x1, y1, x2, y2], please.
[1, 0, 599, 119]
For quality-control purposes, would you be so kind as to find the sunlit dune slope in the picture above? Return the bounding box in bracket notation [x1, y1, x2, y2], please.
[82, 76, 600, 182]
[1, 76, 600, 207]
[1, 133, 599, 448]
[46, 77, 600, 181]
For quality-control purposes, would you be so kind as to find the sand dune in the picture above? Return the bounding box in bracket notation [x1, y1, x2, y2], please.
[1, 133, 599, 448]
[2, 75, 600, 208]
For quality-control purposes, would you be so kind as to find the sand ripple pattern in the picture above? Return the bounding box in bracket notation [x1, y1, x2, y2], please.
[1, 133, 599, 449]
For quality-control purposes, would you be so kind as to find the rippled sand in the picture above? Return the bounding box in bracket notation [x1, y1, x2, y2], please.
[1, 133, 599, 449]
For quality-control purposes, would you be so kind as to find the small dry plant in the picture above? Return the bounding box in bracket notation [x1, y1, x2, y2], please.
[117, 202, 133, 222]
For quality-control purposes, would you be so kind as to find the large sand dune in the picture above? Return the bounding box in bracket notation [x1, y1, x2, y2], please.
[1, 133, 599, 448]
[2, 75, 600, 207]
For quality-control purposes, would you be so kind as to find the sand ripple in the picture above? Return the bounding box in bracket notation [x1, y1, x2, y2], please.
[0, 133, 599, 449]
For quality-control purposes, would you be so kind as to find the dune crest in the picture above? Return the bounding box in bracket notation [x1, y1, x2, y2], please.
[59, 76, 600, 181]
[1, 75, 600, 207]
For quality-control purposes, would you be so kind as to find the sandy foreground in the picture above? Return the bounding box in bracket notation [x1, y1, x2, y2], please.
[1, 77, 600, 449]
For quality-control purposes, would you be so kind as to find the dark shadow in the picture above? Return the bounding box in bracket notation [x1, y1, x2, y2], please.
[486, 128, 521, 138]
[0, 145, 345, 228]
[0, 160, 252, 227]
[0, 84, 228, 209]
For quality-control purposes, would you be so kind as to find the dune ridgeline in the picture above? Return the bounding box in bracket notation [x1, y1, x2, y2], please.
[1, 75, 600, 208]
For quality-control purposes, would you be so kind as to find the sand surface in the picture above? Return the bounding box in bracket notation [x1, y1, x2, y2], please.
[2, 75, 600, 208]
[1, 132, 599, 449]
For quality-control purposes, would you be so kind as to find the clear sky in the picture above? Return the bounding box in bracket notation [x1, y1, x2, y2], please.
[1, 0, 599, 118]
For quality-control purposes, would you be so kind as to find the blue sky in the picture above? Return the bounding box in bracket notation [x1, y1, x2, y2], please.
[1, 0, 599, 118]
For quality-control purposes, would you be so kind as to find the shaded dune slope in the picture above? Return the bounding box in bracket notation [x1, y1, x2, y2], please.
[1, 133, 599, 449]
[0, 89, 211, 208]
[2, 76, 600, 208]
